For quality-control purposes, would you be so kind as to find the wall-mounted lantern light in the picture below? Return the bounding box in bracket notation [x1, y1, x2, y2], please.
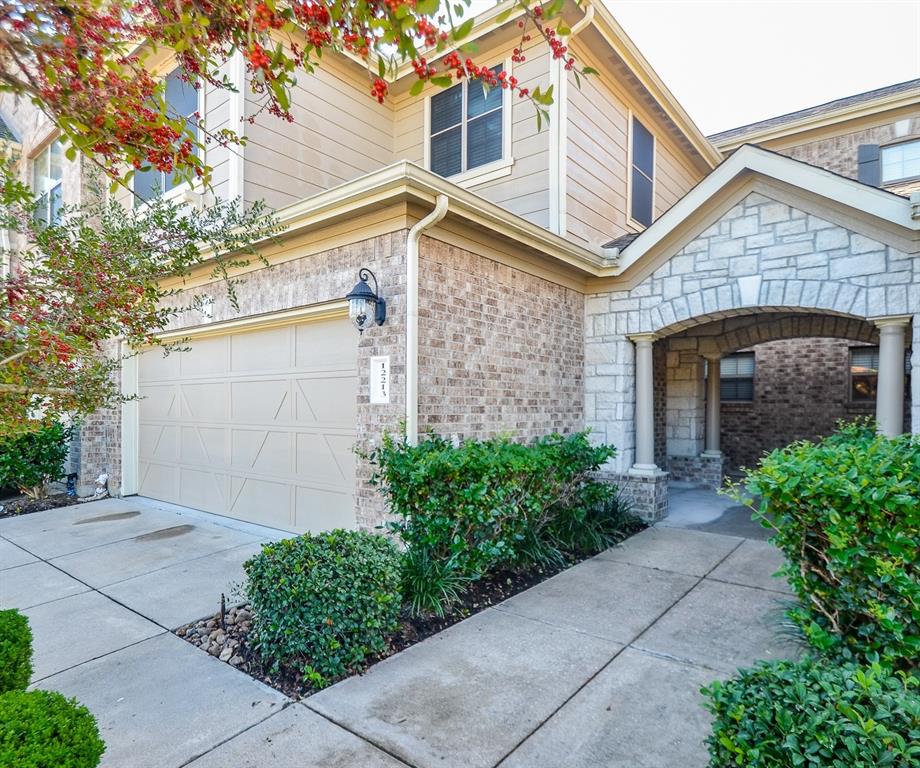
[345, 268, 386, 334]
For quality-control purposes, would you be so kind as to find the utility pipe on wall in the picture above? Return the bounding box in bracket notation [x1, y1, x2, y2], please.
[406, 194, 449, 445]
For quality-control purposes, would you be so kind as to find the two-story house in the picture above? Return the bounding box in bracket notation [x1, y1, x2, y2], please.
[6, 0, 919, 525]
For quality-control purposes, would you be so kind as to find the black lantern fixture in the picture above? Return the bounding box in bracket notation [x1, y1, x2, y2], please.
[345, 268, 386, 334]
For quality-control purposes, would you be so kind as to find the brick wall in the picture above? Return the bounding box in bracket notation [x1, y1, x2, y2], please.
[777, 115, 920, 196]
[720, 336, 910, 473]
[417, 237, 584, 441]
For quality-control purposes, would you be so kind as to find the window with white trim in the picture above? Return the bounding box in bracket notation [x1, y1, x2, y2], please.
[629, 116, 655, 227]
[881, 139, 920, 185]
[720, 352, 755, 402]
[429, 66, 504, 178]
[133, 68, 199, 203]
[33, 140, 63, 225]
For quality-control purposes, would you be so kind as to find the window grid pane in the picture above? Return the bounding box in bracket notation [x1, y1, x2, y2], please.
[466, 110, 502, 170]
[430, 127, 462, 177]
[881, 140, 920, 183]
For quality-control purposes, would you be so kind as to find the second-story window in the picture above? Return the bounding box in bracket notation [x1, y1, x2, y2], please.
[33, 140, 63, 225]
[629, 116, 655, 228]
[134, 68, 199, 203]
[881, 139, 920, 185]
[429, 66, 504, 178]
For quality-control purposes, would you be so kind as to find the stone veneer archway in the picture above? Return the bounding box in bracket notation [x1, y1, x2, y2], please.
[585, 190, 920, 520]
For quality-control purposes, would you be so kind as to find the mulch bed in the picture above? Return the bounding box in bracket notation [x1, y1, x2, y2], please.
[0, 493, 80, 519]
[176, 518, 647, 700]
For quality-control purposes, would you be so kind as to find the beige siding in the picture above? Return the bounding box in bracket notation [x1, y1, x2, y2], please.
[391, 39, 552, 229]
[564, 40, 702, 249]
[243, 50, 394, 210]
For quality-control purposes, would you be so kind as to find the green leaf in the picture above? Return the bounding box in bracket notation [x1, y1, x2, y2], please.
[409, 79, 425, 97]
[453, 18, 475, 41]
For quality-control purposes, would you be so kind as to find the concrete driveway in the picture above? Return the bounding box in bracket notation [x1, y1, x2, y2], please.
[1, 496, 798, 768]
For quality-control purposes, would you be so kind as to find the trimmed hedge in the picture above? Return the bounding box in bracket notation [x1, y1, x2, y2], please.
[702, 659, 920, 768]
[0, 609, 32, 694]
[370, 431, 632, 615]
[0, 690, 105, 768]
[738, 422, 919, 668]
[0, 422, 72, 498]
[244, 529, 402, 688]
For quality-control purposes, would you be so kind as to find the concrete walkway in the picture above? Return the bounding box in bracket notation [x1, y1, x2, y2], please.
[0, 496, 798, 767]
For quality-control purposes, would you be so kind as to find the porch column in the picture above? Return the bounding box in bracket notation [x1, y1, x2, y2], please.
[631, 334, 659, 470]
[703, 353, 721, 455]
[874, 316, 910, 437]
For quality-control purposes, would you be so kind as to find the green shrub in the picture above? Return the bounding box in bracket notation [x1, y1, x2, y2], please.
[370, 431, 632, 615]
[702, 659, 920, 768]
[0, 422, 73, 499]
[736, 424, 919, 668]
[244, 529, 402, 688]
[0, 609, 32, 693]
[0, 690, 105, 768]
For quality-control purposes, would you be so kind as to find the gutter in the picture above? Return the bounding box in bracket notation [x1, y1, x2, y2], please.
[406, 194, 449, 445]
[549, 3, 595, 236]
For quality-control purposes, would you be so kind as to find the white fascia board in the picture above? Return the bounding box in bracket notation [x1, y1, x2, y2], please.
[614, 144, 919, 275]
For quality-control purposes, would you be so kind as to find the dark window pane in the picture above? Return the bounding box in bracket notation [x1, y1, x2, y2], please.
[48, 183, 63, 223]
[134, 167, 161, 202]
[166, 69, 198, 118]
[632, 117, 654, 176]
[721, 378, 753, 401]
[467, 67, 503, 118]
[631, 167, 653, 226]
[467, 110, 502, 170]
[851, 374, 878, 401]
[430, 84, 463, 135]
[431, 126, 462, 177]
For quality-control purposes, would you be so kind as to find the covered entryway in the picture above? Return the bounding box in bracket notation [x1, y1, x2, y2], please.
[134, 315, 358, 533]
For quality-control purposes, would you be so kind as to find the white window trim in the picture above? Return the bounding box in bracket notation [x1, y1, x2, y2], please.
[880, 137, 920, 186]
[626, 109, 656, 231]
[131, 67, 206, 209]
[423, 57, 514, 189]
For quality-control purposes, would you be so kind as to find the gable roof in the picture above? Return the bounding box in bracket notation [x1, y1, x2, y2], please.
[612, 144, 919, 283]
[710, 79, 920, 151]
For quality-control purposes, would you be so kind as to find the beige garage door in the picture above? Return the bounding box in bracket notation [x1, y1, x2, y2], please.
[137, 316, 358, 533]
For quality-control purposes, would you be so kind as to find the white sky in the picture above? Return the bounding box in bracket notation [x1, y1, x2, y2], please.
[467, 0, 920, 135]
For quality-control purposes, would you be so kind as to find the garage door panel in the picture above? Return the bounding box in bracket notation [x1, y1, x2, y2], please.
[137, 317, 357, 534]
[180, 467, 228, 514]
[295, 376, 359, 425]
[229, 477, 291, 530]
[230, 380, 291, 423]
[295, 318, 356, 369]
[138, 385, 177, 420]
[180, 426, 227, 467]
[178, 337, 228, 377]
[231, 326, 293, 372]
[231, 429, 292, 475]
[294, 486, 355, 532]
[139, 349, 179, 381]
[180, 382, 229, 421]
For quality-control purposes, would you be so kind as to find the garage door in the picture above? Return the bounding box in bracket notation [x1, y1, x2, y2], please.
[136, 316, 358, 533]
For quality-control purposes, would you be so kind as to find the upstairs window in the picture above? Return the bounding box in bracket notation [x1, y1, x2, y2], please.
[629, 116, 655, 227]
[881, 139, 920, 185]
[429, 66, 504, 178]
[720, 352, 755, 402]
[134, 68, 199, 203]
[33, 140, 63, 225]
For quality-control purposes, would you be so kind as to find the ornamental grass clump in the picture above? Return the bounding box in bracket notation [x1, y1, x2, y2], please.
[244, 529, 402, 688]
[702, 659, 919, 768]
[370, 431, 636, 616]
[733, 421, 919, 669]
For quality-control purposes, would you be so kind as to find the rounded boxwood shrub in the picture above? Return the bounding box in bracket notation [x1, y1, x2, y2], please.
[0, 689, 105, 768]
[0, 609, 33, 693]
[0, 422, 72, 499]
[244, 529, 402, 688]
[737, 422, 919, 668]
[702, 659, 919, 768]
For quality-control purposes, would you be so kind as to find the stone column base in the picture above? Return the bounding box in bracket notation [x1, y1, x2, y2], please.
[624, 467, 670, 522]
[667, 452, 725, 490]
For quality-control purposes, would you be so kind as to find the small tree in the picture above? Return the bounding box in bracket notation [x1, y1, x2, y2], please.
[0, 172, 280, 434]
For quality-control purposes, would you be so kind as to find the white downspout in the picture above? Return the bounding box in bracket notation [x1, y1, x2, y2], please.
[548, 2, 595, 236]
[406, 194, 449, 445]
